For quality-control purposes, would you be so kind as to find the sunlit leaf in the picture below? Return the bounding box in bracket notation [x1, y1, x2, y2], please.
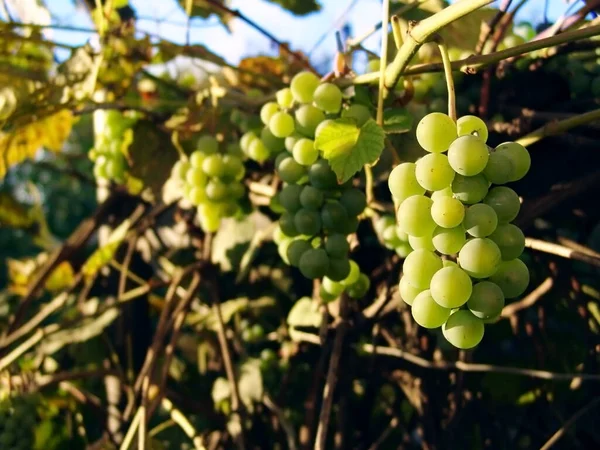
[263, 0, 321, 15]
[287, 296, 321, 328]
[0, 191, 34, 229]
[81, 218, 133, 279]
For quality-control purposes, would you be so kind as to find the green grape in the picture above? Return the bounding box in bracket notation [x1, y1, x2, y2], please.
[287, 239, 312, 267]
[205, 180, 228, 201]
[467, 281, 505, 320]
[430, 266, 472, 308]
[313, 82, 342, 113]
[300, 185, 324, 209]
[290, 71, 320, 104]
[228, 182, 245, 199]
[276, 88, 294, 109]
[388, 163, 426, 203]
[293, 138, 319, 166]
[458, 238, 501, 278]
[197, 135, 219, 154]
[321, 201, 349, 232]
[299, 248, 330, 279]
[198, 203, 221, 232]
[202, 154, 225, 178]
[347, 273, 370, 298]
[495, 142, 531, 182]
[294, 208, 321, 236]
[269, 111, 295, 138]
[105, 155, 126, 181]
[415, 112, 458, 153]
[261, 102, 280, 125]
[261, 127, 285, 153]
[456, 115, 488, 143]
[442, 310, 485, 349]
[482, 151, 513, 185]
[396, 195, 435, 237]
[463, 203, 498, 238]
[399, 276, 423, 305]
[186, 166, 207, 187]
[383, 225, 403, 247]
[327, 257, 351, 281]
[172, 160, 191, 180]
[279, 184, 303, 212]
[182, 183, 193, 200]
[431, 196, 465, 228]
[339, 188, 367, 216]
[374, 215, 395, 235]
[322, 276, 345, 296]
[222, 155, 244, 181]
[309, 159, 338, 190]
[226, 143, 243, 157]
[340, 260, 360, 287]
[408, 233, 435, 251]
[443, 260, 458, 268]
[396, 243, 413, 257]
[411, 290, 452, 329]
[248, 139, 271, 162]
[452, 174, 489, 204]
[221, 201, 239, 217]
[431, 186, 452, 201]
[448, 135, 489, 176]
[489, 223, 525, 260]
[320, 285, 338, 302]
[402, 249, 443, 289]
[190, 150, 206, 168]
[415, 153, 455, 191]
[280, 211, 299, 237]
[295, 104, 326, 137]
[432, 226, 466, 255]
[278, 156, 307, 184]
[188, 187, 207, 205]
[241, 131, 258, 153]
[285, 134, 301, 152]
[341, 216, 359, 234]
[270, 195, 286, 214]
[273, 225, 285, 244]
[341, 104, 372, 127]
[489, 258, 529, 298]
[483, 186, 520, 223]
[325, 234, 349, 258]
[275, 151, 291, 169]
[278, 238, 293, 264]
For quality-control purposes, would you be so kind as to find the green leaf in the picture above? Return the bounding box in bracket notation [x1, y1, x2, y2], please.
[238, 358, 263, 412]
[287, 297, 321, 328]
[263, 0, 321, 15]
[176, 0, 232, 29]
[212, 377, 231, 405]
[317, 119, 385, 183]
[383, 108, 413, 134]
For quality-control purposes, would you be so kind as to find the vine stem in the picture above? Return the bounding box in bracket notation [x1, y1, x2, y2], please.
[435, 36, 456, 121]
[376, 0, 390, 125]
[515, 109, 600, 147]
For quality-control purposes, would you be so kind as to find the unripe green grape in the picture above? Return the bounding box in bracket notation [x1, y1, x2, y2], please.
[383, 225, 404, 247]
[188, 187, 207, 205]
[430, 266, 472, 308]
[339, 188, 367, 216]
[202, 154, 225, 178]
[396, 195, 435, 237]
[313, 82, 342, 113]
[408, 233, 435, 251]
[298, 248, 330, 279]
[279, 184, 303, 212]
[290, 71, 320, 103]
[105, 154, 126, 180]
[347, 273, 370, 298]
[273, 225, 285, 244]
[458, 238, 501, 278]
[172, 160, 191, 180]
[260, 102, 280, 125]
[432, 226, 466, 255]
[294, 208, 322, 236]
[464, 203, 498, 238]
[228, 182, 245, 199]
[340, 260, 360, 287]
[326, 257, 351, 281]
[321, 201, 349, 232]
[341, 104, 372, 127]
[226, 143, 243, 158]
[415, 112, 457, 153]
[431, 196, 465, 228]
[452, 174, 489, 204]
[287, 239, 312, 267]
[489, 223, 525, 260]
[443, 260, 458, 268]
[411, 290, 451, 329]
[269, 111, 295, 138]
[270, 194, 286, 214]
[261, 126, 285, 153]
[402, 249, 443, 289]
[489, 258, 529, 298]
[482, 151, 513, 185]
[483, 186, 520, 223]
[240, 131, 258, 153]
[325, 234, 349, 258]
[186, 166, 207, 187]
[222, 155, 244, 180]
[396, 243, 413, 257]
[205, 180, 228, 201]
[280, 211, 299, 237]
[495, 142, 530, 182]
[198, 203, 221, 232]
[456, 115, 488, 143]
[341, 216, 360, 235]
[278, 238, 293, 264]
[448, 135, 489, 176]
[399, 276, 423, 305]
[442, 310, 485, 349]
[295, 104, 326, 137]
[278, 156, 307, 184]
[248, 139, 271, 162]
[467, 281, 505, 320]
[197, 135, 219, 154]
[415, 153, 455, 191]
[320, 285, 338, 302]
[293, 138, 318, 166]
[309, 159, 338, 190]
[322, 276, 345, 296]
[285, 134, 301, 152]
[431, 186, 452, 201]
[276, 88, 294, 109]
[190, 150, 205, 168]
[300, 185, 324, 210]
[388, 163, 426, 203]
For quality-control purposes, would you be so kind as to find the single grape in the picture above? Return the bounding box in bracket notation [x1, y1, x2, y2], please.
[198, 203, 221, 232]
[202, 154, 225, 178]
[197, 135, 219, 154]
[489, 223, 525, 260]
[309, 159, 338, 190]
[456, 115, 488, 143]
[340, 260, 360, 287]
[261, 127, 285, 153]
[432, 226, 466, 255]
[396, 243, 413, 258]
[415, 153, 455, 191]
[431, 186, 452, 201]
[402, 249, 443, 289]
[489, 258, 529, 298]
[415, 112, 457, 153]
[448, 135, 489, 176]
[287, 239, 312, 267]
[383, 225, 404, 247]
[279, 184, 303, 212]
[347, 273, 370, 298]
[396, 195, 435, 237]
[408, 233, 435, 251]
[205, 180, 228, 201]
[388, 163, 426, 203]
[467, 281, 505, 320]
[278, 156, 307, 184]
[431, 196, 465, 228]
[483, 186, 520, 223]
[285, 134, 301, 152]
[327, 257, 351, 281]
[321, 201, 349, 232]
[325, 234, 349, 258]
[295, 104, 326, 137]
[228, 182, 245, 199]
[261, 102, 280, 125]
[293, 138, 319, 166]
[313, 82, 342, 113]
[443, 260, 458, 268]
[269, 111, 295, 138]
[248, 139, 271, 162]
[442, 310, 485, 349]
[188, 187, 207, 205]
[458, 238, 501, 278]
[276, 88, 294, 109]
[222, 154, 245, 181]
[496, 141, 531, 181]
[464, 203, 498, 238]
[411, 290, 452, 329]
[341, 216, 359, 234]
[341, 104, 372, 127]
[320, 285, 338, 303]
[290, 71, 320, 104]
[105, 155, 126, 180]
[298, 248, 330, 279]
[483, 151, 513, 185]
[430, 266, 473, 308]
[172, 161, 191, 183]
[300, 185, 324, 210]
[452, 174, 489, 204]
[280, 211, 299, 237]
[240, 131, 258, 153]
[399, 276, 423, 305]
[339, 188, 366, 216]
[322, 276, 345, 296]
[294, 208, 321, 236]
[186, 166, 207, 187]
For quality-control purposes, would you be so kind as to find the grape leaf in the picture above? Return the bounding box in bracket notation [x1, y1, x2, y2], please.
[287, 297, 321, 328]
[176, 0, 233, 29]
[81, 218, 132, 279]
[238, 358, 263, 412]
[263, 0, 321, 15]
[383, 108, 413, 134]
[316, 119, 385, 183]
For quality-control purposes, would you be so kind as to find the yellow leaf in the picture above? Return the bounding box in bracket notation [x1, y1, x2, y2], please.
[0, 191, 34, 229]
[81, 218, 133, 279]
[44, 261, 75, 292]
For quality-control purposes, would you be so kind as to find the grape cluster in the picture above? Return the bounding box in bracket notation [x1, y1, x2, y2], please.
[0, 395, 37, 450]
[169, 135, 246, 232]
[390, 112, 530, 349]
[374, 215, 412, 257]
[90, 110, 135, 184]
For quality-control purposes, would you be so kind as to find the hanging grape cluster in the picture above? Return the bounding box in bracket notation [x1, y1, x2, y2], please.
[0, 395, 38, 450]
[168, 135, 246, 232]
[390, 112, 530, 349]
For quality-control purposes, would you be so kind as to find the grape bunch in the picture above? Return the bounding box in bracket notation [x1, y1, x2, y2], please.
[90, 110, 135, 184]
[169, 135, 246, 232]
[0, 395, 38, 450]
[390, 112, 530, 349]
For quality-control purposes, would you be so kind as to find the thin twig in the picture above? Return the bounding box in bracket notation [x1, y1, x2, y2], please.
[500, 277, 553, 318]
[376, 0, 390, 124]
[524, 237, 600, 268]
[161, 397, 207, 450]
[540, 396, 600, 450]
[475, 0, 513, 54]
[434, 36, 456, 121]
[120, 407, 143, 450]
[263, 393, 298, 450]
[516, 109, 600, 147]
